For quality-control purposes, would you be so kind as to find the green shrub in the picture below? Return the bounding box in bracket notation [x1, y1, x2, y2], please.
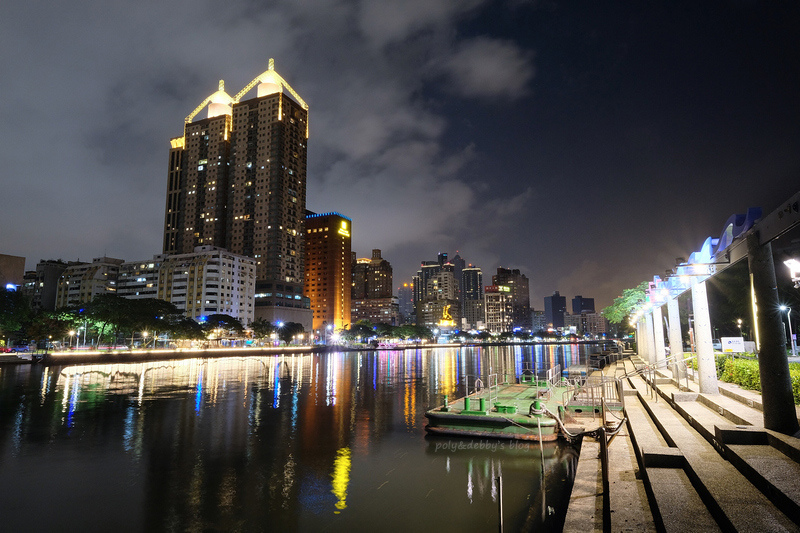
[681, 353, 800, 404]
[791, 367, 800, 405]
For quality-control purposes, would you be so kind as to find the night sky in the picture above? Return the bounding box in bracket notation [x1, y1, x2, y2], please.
[2, 1, 799, 310]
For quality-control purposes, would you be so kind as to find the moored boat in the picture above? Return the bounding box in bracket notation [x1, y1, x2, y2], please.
[425, 366, 624, 441]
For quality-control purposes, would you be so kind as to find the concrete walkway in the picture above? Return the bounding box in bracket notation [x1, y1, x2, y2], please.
[564, 352, 800, 532]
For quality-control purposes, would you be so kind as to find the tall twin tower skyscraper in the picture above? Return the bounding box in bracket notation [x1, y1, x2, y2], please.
[162, 59, 309, 323]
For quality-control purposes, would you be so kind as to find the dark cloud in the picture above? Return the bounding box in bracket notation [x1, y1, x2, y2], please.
[1, 0, 798, 311]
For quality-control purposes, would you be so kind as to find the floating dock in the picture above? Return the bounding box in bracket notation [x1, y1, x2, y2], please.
[425, 365, 625, 441]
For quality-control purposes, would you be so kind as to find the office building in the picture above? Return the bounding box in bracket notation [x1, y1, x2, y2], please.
[22, 260, 74, 310]
[351, 297, 401, 326]
[350, 249, 397, 325]
[414, 262, 460, 327]
[484, 285, 513, 334]
[492, 267, 531, 331]
[531, 310, 548, 334]
[351, 249, 393, 299]
[55, 257, 124, 307]
[572, 295, 595, 315]
[0, 254, 25, 290]
[163, 59, 309, 325]
[304, 212, 352, 331]
[116, 247, 256, 324]
[544, 291, 567, 329]
[397, 282, 414, 324]
[461, 266, 484, 329]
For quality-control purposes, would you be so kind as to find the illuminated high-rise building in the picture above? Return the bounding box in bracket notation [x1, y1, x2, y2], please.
[492, 267, 531, 331]
[163, 59, 310, 325]
[304, 212, 352, 331]
[461, 266, 484, 329]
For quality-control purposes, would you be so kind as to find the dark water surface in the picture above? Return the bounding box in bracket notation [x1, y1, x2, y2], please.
[0, 344, 593, 532]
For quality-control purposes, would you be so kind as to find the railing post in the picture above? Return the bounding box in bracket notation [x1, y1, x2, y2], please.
[599, 427, 611, 533]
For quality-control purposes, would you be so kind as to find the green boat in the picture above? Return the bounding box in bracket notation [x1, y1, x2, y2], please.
[425, 366, 625, 441]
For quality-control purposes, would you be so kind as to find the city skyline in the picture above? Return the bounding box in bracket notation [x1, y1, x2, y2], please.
[2, 2, 799, 310]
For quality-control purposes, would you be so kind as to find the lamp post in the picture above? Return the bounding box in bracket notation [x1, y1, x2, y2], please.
[69, 330, 76, 349]
[779, 305, 797, 357]
[785, 258, 800, 289]
[326, 324, 332, 345]
[737, 318, 743, 339]
[142, 331, 149, 349]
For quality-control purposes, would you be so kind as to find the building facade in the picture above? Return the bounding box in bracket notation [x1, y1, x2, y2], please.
[304, 212, 352, 331]
[572, 295, 596, 315]
[397, 282, 414, 324]
[0, 254, 25, 289]
[484, 285, 513, 334]
[350, 249, 396, 325]
[544, 291, 567, 329]
[351, 249, 393, 299]
[116, 247, 256, 325]
[351, 297, 401, 326]
[492, 267, 531, 331]
[163, 60, 309, 325]
[22, 259, 73, 310]
[461, 266, 484, 329]
[55, 257, 124, 308]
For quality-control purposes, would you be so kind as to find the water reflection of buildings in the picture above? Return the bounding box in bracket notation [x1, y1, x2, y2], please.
[25, 352, 452, 524]
[1, 345, 591, 529]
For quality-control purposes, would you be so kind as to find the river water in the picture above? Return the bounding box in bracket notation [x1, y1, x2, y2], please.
[0, 344, 596, 532]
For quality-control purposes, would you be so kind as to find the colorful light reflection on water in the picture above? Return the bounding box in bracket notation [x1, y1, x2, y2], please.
[0, 344, 599, 532]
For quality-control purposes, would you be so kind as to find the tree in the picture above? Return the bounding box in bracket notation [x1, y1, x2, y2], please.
[26, 311, 72, 350]
[602, 281, 649, 324]
[476, 330, 492, 341]
[164, 315, 204, 341]
[250, 317, 275, 341]
[0, 289, 32, 345]
[84, 294, 132, 345]
[344, 321, 374, 343]
[277, 322, 304, 344]
[374, 323, 396, 339]
[201, 314, 244, 338]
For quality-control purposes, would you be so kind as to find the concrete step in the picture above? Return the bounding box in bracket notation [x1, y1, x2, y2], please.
[628, 375, 798, 532]
[624, 391, 719, 532]
[716, 425, 800, 527]
[647, 468, 721, 532]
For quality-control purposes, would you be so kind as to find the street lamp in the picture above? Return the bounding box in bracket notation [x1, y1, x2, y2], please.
[69, 330, 76, 349]
[737, 318, 743, 339]
[142, 331, 149, 349]
[785, 258, 800, 289]
[779, 305, 797, 357]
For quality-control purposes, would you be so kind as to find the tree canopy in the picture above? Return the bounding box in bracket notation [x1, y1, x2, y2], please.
[601, 281, 649, 324]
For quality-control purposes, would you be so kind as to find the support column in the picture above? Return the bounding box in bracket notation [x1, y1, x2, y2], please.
[637, 319, 646, 359]
[635, 321, 642, 356]
[653, 306, 667, 367]
[691, 279, 719, 394]
[747, 232, 800, 435]
[645, 312, 657, 364]
[667, 298, 684, 377]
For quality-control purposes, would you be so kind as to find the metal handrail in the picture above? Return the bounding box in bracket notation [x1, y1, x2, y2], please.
[562, 374, 624, 420]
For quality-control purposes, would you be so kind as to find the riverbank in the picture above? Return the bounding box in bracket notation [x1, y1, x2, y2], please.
[0, 339, 618, 366]
[563, 352, 800, 532]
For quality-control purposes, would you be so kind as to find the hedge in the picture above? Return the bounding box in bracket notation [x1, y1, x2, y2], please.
[689, 354, 800, 404]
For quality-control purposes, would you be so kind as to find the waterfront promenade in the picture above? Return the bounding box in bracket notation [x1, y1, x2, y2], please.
[564, 352, 800, 532]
